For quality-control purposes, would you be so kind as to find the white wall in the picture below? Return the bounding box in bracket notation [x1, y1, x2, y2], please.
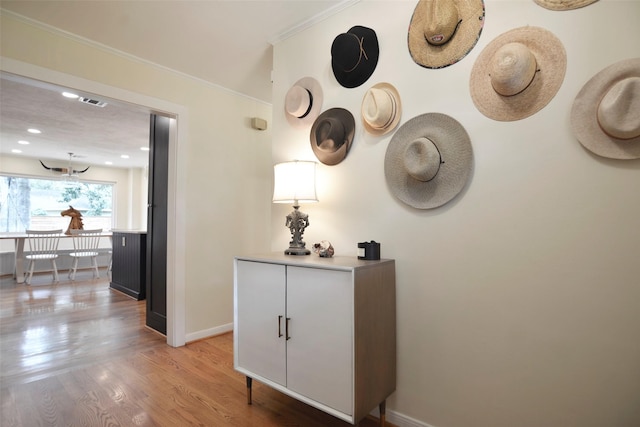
[1, 12, 273, 341]
[272, 1, 640, 426]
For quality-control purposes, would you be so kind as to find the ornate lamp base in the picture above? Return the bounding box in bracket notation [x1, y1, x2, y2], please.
[285, 247, 311, 256]
[284, 205, 311, 256]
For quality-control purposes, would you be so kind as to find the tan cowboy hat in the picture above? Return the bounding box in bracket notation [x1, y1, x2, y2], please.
[534, 0, 599, 11]
[284, 77, 323, 127]
[469, 26, 566, 121]
[361, 82, 402, 136]
[571, 58, 640, 160]
[310, 108, 355, 166]
[408, 0, 485, 69]
[384, 113, 473, 209]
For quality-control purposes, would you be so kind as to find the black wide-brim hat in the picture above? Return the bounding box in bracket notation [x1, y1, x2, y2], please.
[331, 26, 379, 89]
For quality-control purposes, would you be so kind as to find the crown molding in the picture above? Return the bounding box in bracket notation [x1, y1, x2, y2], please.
[268, 0, 361, 45]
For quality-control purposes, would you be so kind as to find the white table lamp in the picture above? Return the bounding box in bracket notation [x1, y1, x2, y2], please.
[273, 160, 318, 255]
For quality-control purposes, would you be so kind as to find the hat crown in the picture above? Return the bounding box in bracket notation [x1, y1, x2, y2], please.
[403, 137, 441, 182]
[597, 77, 640, 140]
[332, 32, 364, 72]
[423, 0, 460, 46]
[363, 88, 396, 129]
[285, 86, 312, 118]
[315, 117, 346, 153]
[489, 42, 537, 96]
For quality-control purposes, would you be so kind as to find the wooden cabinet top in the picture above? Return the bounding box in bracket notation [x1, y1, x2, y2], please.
[235, 253, 394, 272]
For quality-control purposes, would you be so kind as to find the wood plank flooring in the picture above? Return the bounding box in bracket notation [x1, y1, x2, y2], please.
[0, 271, 391, 426]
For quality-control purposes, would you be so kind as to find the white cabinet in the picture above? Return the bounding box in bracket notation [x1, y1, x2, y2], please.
[234, 254, 396, 425]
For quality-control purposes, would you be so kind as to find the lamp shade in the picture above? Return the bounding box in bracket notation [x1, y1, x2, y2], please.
[273, 161, 318, 204]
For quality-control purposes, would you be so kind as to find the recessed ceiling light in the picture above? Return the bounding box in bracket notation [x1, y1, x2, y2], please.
[105, 161, 113, 165]
[27, 128, 41, 134]
[12, 149, 22, 154]
[121, 155, 130, 159]
[140, 147, 150, 151]
[18, 140, 30, 145]
[62, 91, 79, 99]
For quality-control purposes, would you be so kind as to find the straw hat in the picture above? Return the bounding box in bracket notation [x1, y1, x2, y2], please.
[310, 108, 356, 165]
[384, 113, 473, 209]
[570, 58, 640, 160]
[469, 26, 566, 121]
[534, 0, 599, 11]
[361, 83, 402, 136]
[408, 0, 485, 69]
[331, 26, 379, 88]
[284, 77, 323, 127]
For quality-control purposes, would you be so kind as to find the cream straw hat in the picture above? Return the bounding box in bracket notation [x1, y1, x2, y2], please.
[571, 58, 640, 160]
[534, 0, 599, 11]
[361, 83, 402, 136]
[469, 26, 566, 121]
[384, 113, 473, 209]
[284, 77, 323, 127]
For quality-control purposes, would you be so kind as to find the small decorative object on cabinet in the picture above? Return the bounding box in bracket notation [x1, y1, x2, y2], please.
[234, 253, 396, 426]
[110, 230, 146, 300]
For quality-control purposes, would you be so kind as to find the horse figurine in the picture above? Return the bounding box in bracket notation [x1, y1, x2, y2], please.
[61, 205, 84, 235]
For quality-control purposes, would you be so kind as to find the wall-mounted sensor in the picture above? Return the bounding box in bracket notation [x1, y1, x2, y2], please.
[251, 117, 268, 131]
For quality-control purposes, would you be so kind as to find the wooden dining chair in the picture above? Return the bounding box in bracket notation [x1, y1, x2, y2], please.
[68, 228, 103, 280]
[25, 229, 63, 285]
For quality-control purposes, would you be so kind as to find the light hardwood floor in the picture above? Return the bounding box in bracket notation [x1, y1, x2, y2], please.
[1, 270, 391, 426]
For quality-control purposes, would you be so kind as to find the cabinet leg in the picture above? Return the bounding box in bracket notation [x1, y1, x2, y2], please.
[379, 400, 386, 427]
[246, 376, 252, 405]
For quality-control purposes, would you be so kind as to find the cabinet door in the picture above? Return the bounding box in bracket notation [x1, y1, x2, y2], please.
[235, 261, 287, 386]
[286, 266, 353, 415]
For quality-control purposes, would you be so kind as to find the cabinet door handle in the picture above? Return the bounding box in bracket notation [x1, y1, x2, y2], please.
[286, 317, 291, 340]
[278, 315, 283, 338]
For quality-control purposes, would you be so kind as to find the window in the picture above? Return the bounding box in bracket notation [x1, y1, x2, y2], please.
[0, 175, 113, 232]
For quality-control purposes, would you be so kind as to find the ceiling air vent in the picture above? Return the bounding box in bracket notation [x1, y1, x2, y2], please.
[78, 97, 108, 107]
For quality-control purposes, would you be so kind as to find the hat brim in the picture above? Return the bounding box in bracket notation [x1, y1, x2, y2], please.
[570, 58, 640, 160]
[332, 26, 379, 88]
[384, 113, 473, 209]
[408, 0, 485, 69]
[534, 0, 599, 10]
[361, 82, 403, 136]
[469, 26, 567, 122]
[310, 108, 355, 166]
[285, 77, 324, 128]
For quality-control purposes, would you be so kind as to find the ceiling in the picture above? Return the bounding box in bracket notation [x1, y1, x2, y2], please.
[0, 0, 353, 169]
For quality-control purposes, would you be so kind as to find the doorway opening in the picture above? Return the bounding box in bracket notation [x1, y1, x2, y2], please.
[0, 67, 186, 347]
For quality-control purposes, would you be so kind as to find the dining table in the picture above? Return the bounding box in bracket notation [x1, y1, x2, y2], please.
[0, 231, 112, 284]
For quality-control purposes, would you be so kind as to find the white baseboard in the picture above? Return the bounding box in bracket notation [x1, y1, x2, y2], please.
[370, 403, 436, 427]
[387, 409, 435, 427]
[185, 322, 233, 343]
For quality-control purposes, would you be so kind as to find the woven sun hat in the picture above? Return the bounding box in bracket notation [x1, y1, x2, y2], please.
[331, 25, 379, 88]
[384, 113, 473, 209]
[534, 0, 599, 11]
[570, 58, 640, 160]
[408, 0, 485, 69]
[285, 77, 323, 127]
[469, 26, 567, 122]
[361, 82, 402, 136]
[310, 108, 356, 166]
